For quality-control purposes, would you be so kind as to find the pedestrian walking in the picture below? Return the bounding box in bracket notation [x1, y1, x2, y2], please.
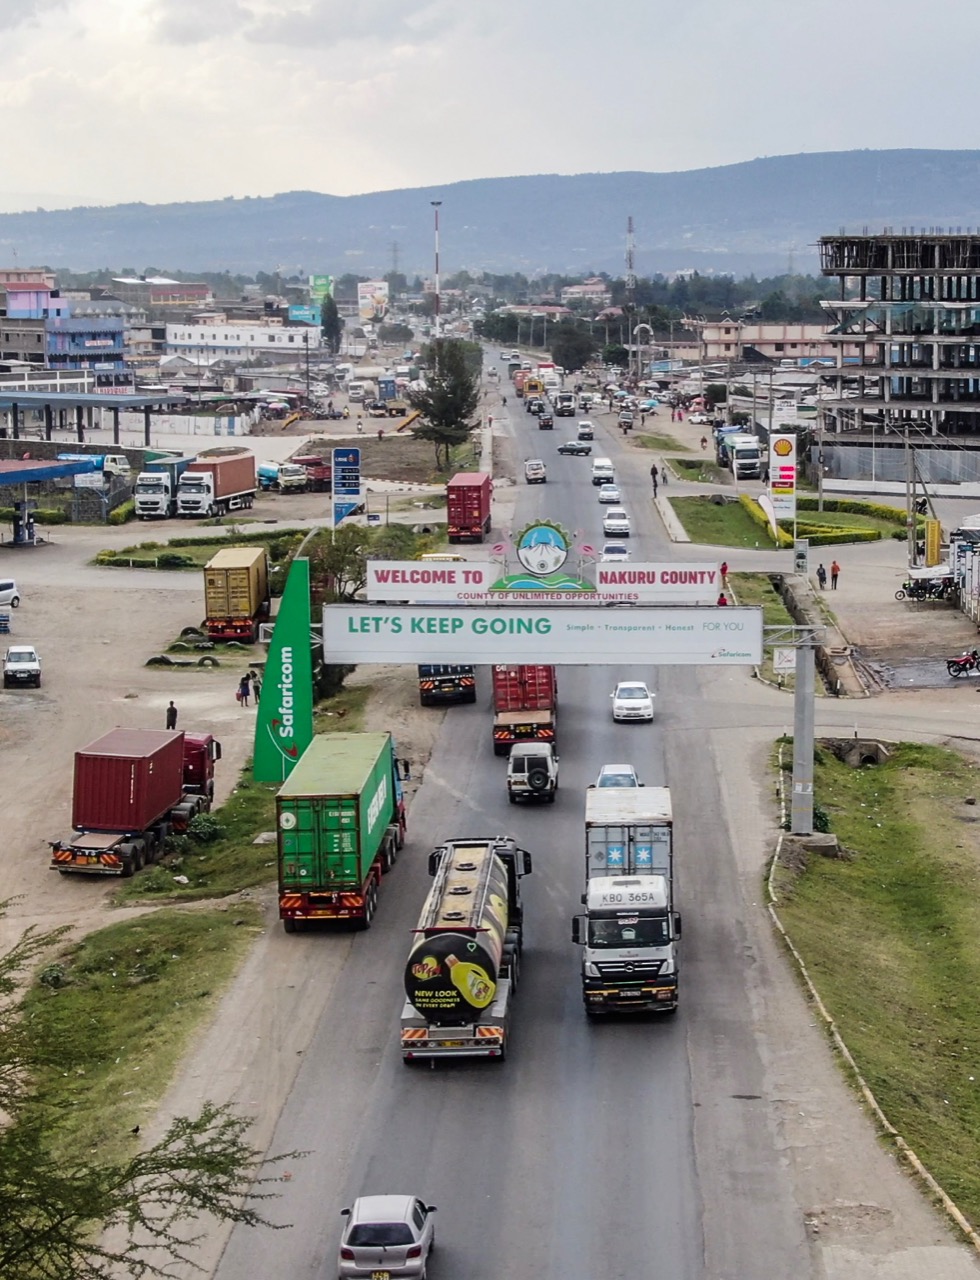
[677, 409, 684, 421]
[700, 435, 708, 451]
[250, 669, 262, 703]
[717, 592, 729, 607]
[377, 428, 384, 441]
[816, 563, 827, 591]
[830, 559, 841, 590]
[401, 757, 411, 781]
[238, 672, 252, 707]
[640, 411, 646, 427]
[720, 560, 729, 581]
[671, 409, 677, 422]
[650, 463, 659, 497]
[165, 700, 178, 730]
[661, 464, 668, 487]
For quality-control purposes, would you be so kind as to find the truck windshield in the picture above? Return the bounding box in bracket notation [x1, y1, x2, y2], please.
[589, 915, 670, 947]
[180, 476, 206, 490]
[135, 478, 164, 492]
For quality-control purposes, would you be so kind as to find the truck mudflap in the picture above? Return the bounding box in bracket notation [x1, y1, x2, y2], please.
[583, 979, 678, 1014]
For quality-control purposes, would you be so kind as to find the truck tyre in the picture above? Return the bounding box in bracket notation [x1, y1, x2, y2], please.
[493, 744, 508, 757]
[119, 844, 137, 877]
[464, 689, 477, 704]
[355, 882, 377, 930]
[283, 917, 297, 933]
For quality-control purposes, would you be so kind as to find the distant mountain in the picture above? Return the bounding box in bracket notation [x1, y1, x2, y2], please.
[3, 150, 980, 279]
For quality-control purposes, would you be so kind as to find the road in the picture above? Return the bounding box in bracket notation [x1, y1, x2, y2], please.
[212, 361, 812, 1280]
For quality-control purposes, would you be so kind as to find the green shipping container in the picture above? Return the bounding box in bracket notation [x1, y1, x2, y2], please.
[276, 732, 395, 893]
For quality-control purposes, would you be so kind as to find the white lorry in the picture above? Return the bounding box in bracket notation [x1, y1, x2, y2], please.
[572, 787, 681, 1016]
[723, 433, 765, 480]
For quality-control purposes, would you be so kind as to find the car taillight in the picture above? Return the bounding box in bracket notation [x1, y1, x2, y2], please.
[340, 1247, 355, 1260]
[407, 1245, 422, 1259]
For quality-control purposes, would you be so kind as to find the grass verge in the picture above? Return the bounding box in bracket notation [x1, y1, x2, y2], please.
[670, 496, 778, 549]
[672, 458, 728, 484]
[775, 741, 980, 1225]
[631, 432, 689, 452]
[729, 573, 796, 687]
[22, 904, 263, 1165]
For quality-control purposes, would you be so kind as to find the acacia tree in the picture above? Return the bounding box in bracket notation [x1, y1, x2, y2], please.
[407, 339, 481, 470]
[0, 910, 292, 1279]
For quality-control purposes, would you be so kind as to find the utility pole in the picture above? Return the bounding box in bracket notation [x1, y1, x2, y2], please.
[905, 419, 916, 564]
[430, 201, 442, 344]
[625, 215, 637, 379]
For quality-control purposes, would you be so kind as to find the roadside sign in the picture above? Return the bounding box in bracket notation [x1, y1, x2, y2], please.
[769, 433, 797, 520]
[365, 559, 722, 604]
[774, 648, 797, 674]
[323, 604, 762, 665]
[331, 447, 361, 528]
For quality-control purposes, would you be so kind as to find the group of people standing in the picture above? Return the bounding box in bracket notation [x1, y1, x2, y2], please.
[236, 670, 262, 707]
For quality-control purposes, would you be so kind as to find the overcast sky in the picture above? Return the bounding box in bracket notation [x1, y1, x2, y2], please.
[3, 0, 980, 214]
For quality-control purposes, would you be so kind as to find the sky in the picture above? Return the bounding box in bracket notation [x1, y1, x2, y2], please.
[3, 0, 980, 214]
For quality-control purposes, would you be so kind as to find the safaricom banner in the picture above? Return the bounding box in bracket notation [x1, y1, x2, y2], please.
[366, 560, 722, 604]
[323, 605, 762, 665]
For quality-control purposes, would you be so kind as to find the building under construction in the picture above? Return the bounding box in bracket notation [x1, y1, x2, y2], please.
[818, 231, 980, 482]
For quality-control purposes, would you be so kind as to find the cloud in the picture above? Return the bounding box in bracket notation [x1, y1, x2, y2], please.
[150, 0, 251, 45]
[0, 0, 66, 32]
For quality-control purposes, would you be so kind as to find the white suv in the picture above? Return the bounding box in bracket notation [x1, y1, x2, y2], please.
[3, 645, 41, 687]
[507, 743, 559, 804]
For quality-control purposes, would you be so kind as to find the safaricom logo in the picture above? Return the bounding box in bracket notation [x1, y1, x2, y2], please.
[367, 773, 389, 830]
[276, 647, 295, 740]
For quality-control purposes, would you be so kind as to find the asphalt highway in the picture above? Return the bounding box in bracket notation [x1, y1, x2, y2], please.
[213, 357, 810, 1280]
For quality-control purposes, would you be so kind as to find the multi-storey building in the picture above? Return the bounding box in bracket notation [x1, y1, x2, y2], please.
[819, 233, 980, 438]
[165, 316, 321, 359]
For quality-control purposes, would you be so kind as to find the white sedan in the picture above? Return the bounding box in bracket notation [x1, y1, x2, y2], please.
[600, 541, 630, 562]
[602, 506, 630, 537]
[611, 681, 655, 722]
[597, 482, 621, 504]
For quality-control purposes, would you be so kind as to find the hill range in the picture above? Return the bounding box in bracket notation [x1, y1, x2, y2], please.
[1, 150, 980, 279]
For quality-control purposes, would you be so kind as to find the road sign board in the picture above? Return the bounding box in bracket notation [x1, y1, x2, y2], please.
[332, 447, 361, 496]
[323, 604, 762, 665]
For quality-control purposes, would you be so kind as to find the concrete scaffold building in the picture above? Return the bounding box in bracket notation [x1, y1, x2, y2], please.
[818, 232, 980, 483]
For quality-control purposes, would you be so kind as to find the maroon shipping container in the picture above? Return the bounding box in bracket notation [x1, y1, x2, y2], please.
[72, 729, 187, 833]
[492, 664, 557, 712]
[447, 472, 491, 543]
[186, 450, 256, 500]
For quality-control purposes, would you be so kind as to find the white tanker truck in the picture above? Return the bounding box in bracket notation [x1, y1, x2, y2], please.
[400, 835, 532, 1064]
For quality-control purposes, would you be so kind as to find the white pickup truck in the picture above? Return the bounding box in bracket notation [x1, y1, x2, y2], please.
[3, 645, 41, 688]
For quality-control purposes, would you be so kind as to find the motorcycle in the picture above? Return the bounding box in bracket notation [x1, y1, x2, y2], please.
[896, 577, 956, 602]
[947, 649, 980, 677]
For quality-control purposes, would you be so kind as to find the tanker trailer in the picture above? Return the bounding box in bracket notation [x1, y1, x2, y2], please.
[400, 836, 532, 1063]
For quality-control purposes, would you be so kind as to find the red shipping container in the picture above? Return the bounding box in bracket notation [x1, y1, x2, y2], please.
[492, 665, 557, 712]
[447, 472, 491, 542]
[72, 729, 186, 833]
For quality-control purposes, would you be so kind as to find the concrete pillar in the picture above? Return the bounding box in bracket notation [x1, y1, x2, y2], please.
[76, 404, 85, 442]
[12, 403, 20, 440]
[143, 405, 151, 448]
[43, 404, 53, 442]
[112, 407, 120, 445]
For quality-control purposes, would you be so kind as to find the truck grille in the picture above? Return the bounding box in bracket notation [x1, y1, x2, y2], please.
[596, 958, 664, 977]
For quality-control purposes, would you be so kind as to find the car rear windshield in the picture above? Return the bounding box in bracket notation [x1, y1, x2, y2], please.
[348, 1223, 414, 1247]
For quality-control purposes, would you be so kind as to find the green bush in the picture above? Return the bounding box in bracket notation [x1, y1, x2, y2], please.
[0, 506, 69, 525]
[796, 496, 906, 524]
[156, 551, 196, 568]
[739, 494, 792, 547]
[188, 812, 225, 844]
[108, 499, 135, 525]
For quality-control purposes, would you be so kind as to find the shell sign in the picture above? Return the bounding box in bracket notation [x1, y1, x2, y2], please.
[768, 433, 797, 519]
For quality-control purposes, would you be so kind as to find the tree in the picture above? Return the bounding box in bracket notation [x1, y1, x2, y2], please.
[0, 909, 291, 1279]
[705, 383, 728, 406]
[551, 324, 596, 373]
[407, 340, 481, 471]
[377, 322, 413, 346]
[320, 294, 344, 355]
[602, 343, 629, 369]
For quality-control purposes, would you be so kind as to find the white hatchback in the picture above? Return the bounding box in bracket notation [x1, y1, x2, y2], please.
[611, 681, 655, 722]
[602, 507, 630, 537]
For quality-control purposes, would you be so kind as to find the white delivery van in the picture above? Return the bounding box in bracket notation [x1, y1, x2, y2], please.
[591, 457, 615, 486]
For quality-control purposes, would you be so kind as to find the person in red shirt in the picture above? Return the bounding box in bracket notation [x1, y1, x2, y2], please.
[717, 592, 728, 606]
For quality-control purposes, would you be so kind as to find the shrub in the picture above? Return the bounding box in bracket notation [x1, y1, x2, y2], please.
[739, 494, 792, 547]
[188, 812, 225, 844]
[108, 499, 135, 525]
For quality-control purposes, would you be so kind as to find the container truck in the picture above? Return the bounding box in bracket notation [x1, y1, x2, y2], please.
[446, 472, 492, 543]
[513, 370, 528, 398]
[49, 729, 221, 877]
[417, 664, 477, 706]
[719, 433, 764, 480]
[202, 547, 270, 643]
[134, 455, 196, 519]
[491, 664, 557, 756]
[571, 787, 681, 1016]
[400, 835, 532, 1062]
[276, 731, 406, 932]
[177, 449, 257, 518]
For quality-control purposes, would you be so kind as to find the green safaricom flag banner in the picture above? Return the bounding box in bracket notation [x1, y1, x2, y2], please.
[253, 558, 314, 783]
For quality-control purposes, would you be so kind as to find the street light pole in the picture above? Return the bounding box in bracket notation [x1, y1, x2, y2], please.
[430, 200, 442, 343]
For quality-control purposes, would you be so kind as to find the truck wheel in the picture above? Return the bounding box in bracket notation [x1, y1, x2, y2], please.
[283, 918, 297, 934]
[547, 791, 556, 804]
[119, 845, 137, 877]
[493, 744, 508, 757]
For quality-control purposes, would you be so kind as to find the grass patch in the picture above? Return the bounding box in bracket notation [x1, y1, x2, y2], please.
[729, 573, 795, 687]
[671, 496, 778, 549]
[777, 742, 980, 1223]
[313, 684, 370, 734]
[22, 905, 262, 1165]
[672, 457, 728, 484]
[631, 432, 690, 452]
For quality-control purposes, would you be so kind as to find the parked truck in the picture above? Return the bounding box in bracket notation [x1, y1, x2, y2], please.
[203, 547, 270, 643]
[719, 432, 764, 480]
[417, 664, 477, 706]
[134, 454, 196, 519]
[276, 731, 406, 932]
[290, 454, 332, 492]
[400, 835, 532, 1062]
[49, 728, 221, 877]
[491, 664, 557, 756]
[571, 787, 681, 1016]
[447, 472, 492, 543]
[177, 449, 257, 518]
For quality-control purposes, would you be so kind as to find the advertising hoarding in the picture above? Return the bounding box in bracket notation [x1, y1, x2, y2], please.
[288, 304, 321, 326]
[323, 605, 762, 665]
[309, 274, 334, 301]
[357, 280, 389, 322]
[365, 560, 722, 604]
